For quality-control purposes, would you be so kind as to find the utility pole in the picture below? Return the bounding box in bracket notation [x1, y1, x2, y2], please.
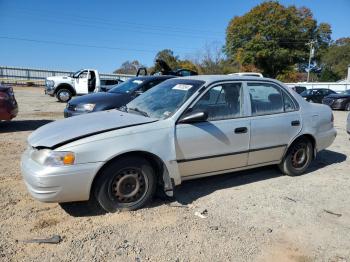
[306, 40, 316, 82]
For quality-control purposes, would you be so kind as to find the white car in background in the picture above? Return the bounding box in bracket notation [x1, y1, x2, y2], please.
[21, 75, 336, 212]
[45, 69, 102, 102]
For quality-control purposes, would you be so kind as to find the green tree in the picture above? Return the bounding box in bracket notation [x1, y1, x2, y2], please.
[153, 49, 179, 72]
[321, 37, 350, 80]
[225, 1, 332, 78]
[114, 60, 144, 75]
[178, 59, 199, 72]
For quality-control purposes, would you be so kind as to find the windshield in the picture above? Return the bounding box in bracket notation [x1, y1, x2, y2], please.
[126, 78, 204, 119]
[108, 78, 144, 94]
[300, 90, 311, 96]
[72, 70, 84, 78]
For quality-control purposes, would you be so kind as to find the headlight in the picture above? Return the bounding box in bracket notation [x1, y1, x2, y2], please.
[75, 103, 96, 112]
[46, 80, 55, 88]
[31, 149, 75, 166]
[335, 98, 346, 103]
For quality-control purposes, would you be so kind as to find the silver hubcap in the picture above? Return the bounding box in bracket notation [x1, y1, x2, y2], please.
[111, 169, 148, 203]
[291, 146, 308, 169]
[59, 91, 70, 102]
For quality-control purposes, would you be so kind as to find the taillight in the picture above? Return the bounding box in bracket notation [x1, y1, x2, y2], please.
[0, 92, 10, 101]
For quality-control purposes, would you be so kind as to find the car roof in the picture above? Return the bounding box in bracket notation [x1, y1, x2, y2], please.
[179, 74, 279, 85]
[308, 88, 332, 90]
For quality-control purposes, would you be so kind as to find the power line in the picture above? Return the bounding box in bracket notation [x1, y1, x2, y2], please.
[2, 14, 221, 42]
[0, 36, 162, 53]
[8, 7, 224, 36]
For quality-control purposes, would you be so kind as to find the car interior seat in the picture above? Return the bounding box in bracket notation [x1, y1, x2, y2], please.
[268, 93, 283, 112]
[88, 72, 96, 92]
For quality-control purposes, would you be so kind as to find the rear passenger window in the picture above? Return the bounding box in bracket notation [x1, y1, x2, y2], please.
[282, 91, 295, 112]
[248, 83, 284, 116]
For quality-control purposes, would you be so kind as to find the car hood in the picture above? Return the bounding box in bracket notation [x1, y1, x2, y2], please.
[28, 110, 157, 148]
[69, 92, 129, 106]
[46, 76, 73, 82]
[325, 93, 350, 99]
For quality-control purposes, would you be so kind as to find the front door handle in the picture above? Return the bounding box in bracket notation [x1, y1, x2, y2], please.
[234, 127, 248, 134]
[291, 120, 300, 126]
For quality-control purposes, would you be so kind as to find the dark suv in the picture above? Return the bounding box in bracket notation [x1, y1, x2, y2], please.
[0, 84, 18, 121]
[300, 88, 336, 103]
[322, 89, 350, 111]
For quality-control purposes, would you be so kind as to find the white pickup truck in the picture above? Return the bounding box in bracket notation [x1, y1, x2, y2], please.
[45, 69, 122, 102]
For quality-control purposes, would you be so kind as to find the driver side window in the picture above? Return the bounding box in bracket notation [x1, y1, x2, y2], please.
[191, 83, 243, 121]
[79, 71, 88, 79]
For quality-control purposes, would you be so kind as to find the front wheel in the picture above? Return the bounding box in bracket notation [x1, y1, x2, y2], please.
[279, 139, 313, 176]
[56, 89, 72, 102]
[93, 157, 157, 212]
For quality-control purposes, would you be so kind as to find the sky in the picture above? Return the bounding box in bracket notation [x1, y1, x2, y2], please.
[0, 0, 349, 73]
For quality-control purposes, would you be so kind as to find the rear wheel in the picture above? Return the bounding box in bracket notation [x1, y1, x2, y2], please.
[56, 89, 72, 102]
[279, 138, 313, 176]
[93, 157, 156, 212]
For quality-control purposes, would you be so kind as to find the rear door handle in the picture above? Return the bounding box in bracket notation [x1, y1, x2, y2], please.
[234, 127, 248, 134]
[291, 120, 300, 126]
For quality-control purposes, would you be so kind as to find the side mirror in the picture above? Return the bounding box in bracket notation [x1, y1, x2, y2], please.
[178, 111, 208, 124]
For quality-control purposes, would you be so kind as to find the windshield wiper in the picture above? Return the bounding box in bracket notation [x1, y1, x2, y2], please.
[127, 107, 149, 117]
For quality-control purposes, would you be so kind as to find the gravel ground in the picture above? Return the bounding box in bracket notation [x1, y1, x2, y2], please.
[0, 87, 349, 262]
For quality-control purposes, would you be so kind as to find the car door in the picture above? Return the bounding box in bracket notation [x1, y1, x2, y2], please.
[175, 82, 250, 178]
[321, 89, 334, 102]
[74, 70, 89, 94]
[314, 90, 324, 103]
[247, 82, 301, 165]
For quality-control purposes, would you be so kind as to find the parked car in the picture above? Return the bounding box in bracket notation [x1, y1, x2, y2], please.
[322, 89, 350, 111]
[100, 79, 123, 92]
[300, 88, 336, 103]
[21, 75, 336, 212]
[64, 75, 174, 118]
[0, 84, 18, 121]
[291, 85, 307, 94]
[45, 69, 123, 102]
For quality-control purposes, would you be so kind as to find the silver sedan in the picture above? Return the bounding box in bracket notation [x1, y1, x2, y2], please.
[21, 76, 337, 212]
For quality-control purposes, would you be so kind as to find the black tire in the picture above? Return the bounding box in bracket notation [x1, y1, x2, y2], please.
[56, 88, 72, 102]
[93, 157, 157, 212]
[345, 102, 350, 111]
[278, 138, 313, 176]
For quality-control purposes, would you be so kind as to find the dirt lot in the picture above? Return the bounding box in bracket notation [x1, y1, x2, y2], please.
[0, 86, 349, 262]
